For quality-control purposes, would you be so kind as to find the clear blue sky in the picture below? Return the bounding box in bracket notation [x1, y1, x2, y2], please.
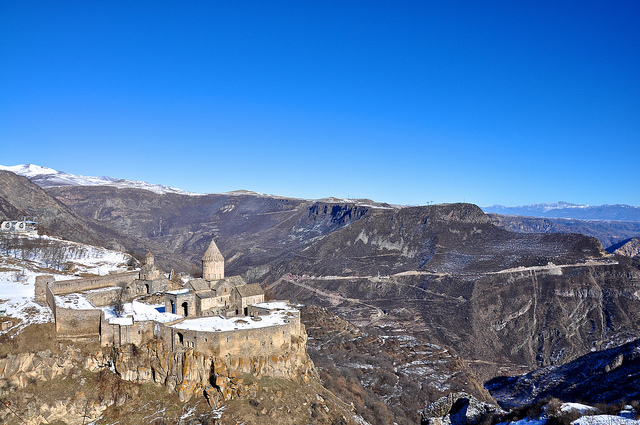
[1, 1, 638, 206]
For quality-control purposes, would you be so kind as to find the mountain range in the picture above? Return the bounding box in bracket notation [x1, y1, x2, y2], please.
[0, 164, 194, 195]
[483, 202, 640, 222]
[2, 164, 640, 422]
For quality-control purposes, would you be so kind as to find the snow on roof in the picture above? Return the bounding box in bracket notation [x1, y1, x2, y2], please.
[84, 286, 121, 293]
[102, 301, 181, 325]
[252, 301, 295, 311]
[55, 293, 95, 310]
[171, 305, 298, 333]
[166, 288, 190, 295]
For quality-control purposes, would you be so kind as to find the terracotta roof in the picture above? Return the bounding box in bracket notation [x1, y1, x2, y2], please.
[235, 283, 265, 298]
[202, 238, 224, 262]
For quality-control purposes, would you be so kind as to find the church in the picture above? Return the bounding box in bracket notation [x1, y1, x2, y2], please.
[164, 238, 265, 317]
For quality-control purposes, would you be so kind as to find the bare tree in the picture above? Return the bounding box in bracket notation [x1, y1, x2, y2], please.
[112, 282, 128, 317]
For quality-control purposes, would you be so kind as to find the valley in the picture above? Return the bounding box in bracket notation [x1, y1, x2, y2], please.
[1, 166, 640, 424]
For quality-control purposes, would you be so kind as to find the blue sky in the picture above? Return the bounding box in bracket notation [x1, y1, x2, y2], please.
[1, 1, 638, 206]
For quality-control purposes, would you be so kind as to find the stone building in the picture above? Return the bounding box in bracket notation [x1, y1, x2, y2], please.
[164, 239, 265, 317]
[38, 236, 287, 364]
[202, 238, 224, 280]
[134, 252, 172, 294]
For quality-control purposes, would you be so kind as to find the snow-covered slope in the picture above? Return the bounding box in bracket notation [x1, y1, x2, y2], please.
[0, 233, 135, 332]
[0, 164, 196, 195]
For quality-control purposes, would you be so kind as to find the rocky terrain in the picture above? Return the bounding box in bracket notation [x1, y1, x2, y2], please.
[0, 171, 146, 254]
[302, 305, 491, 425]
[614, 237, 640, 260]
[3, 167, 640, 422]
[486, 337, 640, 408]
[0, 316, 361, 425]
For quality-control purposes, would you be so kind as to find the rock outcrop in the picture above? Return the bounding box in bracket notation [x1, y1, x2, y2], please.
[111, 328, 317, 405]
[0, 326, 317, 423]
[486, 338, 640, 408]
[421, 392, 502, 425]
[615, 236, 640, 260]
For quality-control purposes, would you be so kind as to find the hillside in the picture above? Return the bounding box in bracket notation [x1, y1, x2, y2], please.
[0, 170, 147, 254]
[487, 213, 640, 251]
[42, 183, 640, 383]
[4, 166, 640, 420]
[614, 237, 640, 260]
[486, 337, 640, 408]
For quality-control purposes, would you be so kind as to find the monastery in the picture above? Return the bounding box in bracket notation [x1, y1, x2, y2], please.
[35, 238, 302, 358]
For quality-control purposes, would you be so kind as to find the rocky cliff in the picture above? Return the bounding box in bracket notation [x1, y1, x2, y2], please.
[111, 330, 317, 406]
[614, 236, 640, 260]
[0, 324, 338, 425]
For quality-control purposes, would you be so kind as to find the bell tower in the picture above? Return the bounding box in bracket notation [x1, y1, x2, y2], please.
[202, 238, 224, 281]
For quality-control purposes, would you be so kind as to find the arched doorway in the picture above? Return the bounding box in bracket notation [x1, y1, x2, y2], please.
[144, 284, 150, 294]
[176, 332, 184, 345]
[182, 302, 189, 317]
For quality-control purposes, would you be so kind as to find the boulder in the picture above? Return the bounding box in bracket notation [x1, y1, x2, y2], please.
[422, 392, 502, 425]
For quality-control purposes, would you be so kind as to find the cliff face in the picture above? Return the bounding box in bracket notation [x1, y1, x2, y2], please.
[0, 326, 318, 424]
[112, 329, 317, 405]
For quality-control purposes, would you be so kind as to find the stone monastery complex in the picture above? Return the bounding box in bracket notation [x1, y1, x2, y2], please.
[35, 238, 303, 359]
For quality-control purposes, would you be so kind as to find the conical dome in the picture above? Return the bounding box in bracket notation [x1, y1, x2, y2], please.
[202, 238, 224, 262]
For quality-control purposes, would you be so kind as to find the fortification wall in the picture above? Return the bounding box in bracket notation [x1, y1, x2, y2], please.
[45, 283, 56, 320]
[49, 271, 140, 296]
[35, 275, 55, 303]
[55, 307, 101, 339]
[84, 287, 121, 307]
[101, 317, 155, 347]
[164, 319, 300, 358]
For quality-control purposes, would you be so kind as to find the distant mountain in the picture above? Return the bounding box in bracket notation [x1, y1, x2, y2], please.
[482, 202, 640, 222]
[0, 164, 195, 195]
[487, 214, 640, 251]
[4, 163, 640, 416]
[0, 170, 146, 253]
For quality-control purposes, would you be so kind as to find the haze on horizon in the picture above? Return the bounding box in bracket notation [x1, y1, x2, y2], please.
[1, 2, 638, 207]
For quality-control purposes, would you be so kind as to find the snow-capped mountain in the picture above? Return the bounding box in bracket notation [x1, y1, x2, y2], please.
[0, 164, 197, 195]
[482, 202, 640, 222]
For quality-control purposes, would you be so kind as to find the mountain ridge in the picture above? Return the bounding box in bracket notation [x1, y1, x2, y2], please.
[483, 202, 640, 222]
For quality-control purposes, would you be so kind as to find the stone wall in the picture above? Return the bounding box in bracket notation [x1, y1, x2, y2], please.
[100, 317, 155, 347]
[45, 282, 56, 320]
[35, 275, 55, 303]
[109, 323, 316, 404]
[53, 271, 140, 295]
[162, 315, 302, 358]
[37, 271, 140, 299]
[84, 287, 121, 307]
[55, 307, 102, 339]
